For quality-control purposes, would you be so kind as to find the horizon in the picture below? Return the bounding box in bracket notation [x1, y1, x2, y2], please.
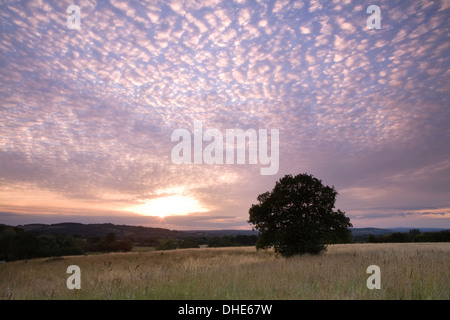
[3, 217, 450, 232]
[8, 220, 450, 232]
[1, 0, 450, 230]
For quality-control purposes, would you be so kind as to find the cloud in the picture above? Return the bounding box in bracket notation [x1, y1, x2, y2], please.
[0, 0, 449, 229]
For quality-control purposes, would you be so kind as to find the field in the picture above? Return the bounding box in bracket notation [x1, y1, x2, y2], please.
[0, 243, 449, 300]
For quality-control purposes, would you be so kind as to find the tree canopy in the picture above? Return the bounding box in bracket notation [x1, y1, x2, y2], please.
[248, 173, 352, 256]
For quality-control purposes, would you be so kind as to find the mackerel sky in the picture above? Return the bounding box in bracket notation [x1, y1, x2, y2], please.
[1, 0, 449, 230]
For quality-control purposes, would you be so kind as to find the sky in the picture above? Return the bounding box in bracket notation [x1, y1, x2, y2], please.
[0, 0, 449, 230]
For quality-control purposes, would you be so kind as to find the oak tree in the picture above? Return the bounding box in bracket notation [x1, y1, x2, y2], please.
[248, 173, 352, 256]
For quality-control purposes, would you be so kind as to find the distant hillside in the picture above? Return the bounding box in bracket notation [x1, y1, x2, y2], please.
[19, 223, 447, 244]
[20, 223, 187, 241]
[350, 227, 390, 236]
[184, 229, 259, 237]
[350, 227, 448, 242]
[19, 223, 259, 242]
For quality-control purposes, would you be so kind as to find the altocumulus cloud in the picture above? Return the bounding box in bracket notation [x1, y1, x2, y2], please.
[0, 0, 449, 229]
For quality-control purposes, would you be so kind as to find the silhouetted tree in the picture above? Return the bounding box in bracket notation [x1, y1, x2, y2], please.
[0, 225, 85, 261]
[248, 173, 352, 257]
[105, 232, 116, 243]
[178, 239, 200, 249]
[115, 239, 134, 252]
[61, 235, 85, 255]
[413, 230, 450, 242]
[155, 238, 178, 250]
[409, 229, 421, 241]
[367, 234, 378, 243]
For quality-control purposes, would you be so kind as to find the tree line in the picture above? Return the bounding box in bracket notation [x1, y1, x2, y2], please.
[367, 229, 450, 243]
[0, 223, 260, 260]
[154, 235, 259, 251]
[0, 224, 133, 261]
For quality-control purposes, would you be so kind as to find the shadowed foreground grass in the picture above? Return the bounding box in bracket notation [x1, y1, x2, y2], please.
[0, 243, 449, 299]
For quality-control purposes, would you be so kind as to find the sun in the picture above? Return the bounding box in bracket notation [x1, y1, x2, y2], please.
[126, 195, 208, 218]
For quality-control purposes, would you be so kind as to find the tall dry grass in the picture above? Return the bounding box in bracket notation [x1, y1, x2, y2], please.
[0, 243, 448, 299]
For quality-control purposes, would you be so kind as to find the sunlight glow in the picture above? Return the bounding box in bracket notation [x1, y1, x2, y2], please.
[126, 195, 208, 218]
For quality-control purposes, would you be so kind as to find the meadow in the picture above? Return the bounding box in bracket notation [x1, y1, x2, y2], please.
[0, 243, 448, 300]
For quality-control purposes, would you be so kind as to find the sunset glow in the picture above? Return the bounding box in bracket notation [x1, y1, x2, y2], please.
[126, 196, 209, 218]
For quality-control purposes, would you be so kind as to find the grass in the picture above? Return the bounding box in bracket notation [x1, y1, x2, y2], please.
[0, 243, 449, 300]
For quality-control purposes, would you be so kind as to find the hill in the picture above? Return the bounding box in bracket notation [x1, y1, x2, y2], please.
[19, 222, 187, 242]
[18, 223, 448, 243]
[18, 223, 259, 243]
[15, 223, 260, 252]
[350, 227, 449, 242]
